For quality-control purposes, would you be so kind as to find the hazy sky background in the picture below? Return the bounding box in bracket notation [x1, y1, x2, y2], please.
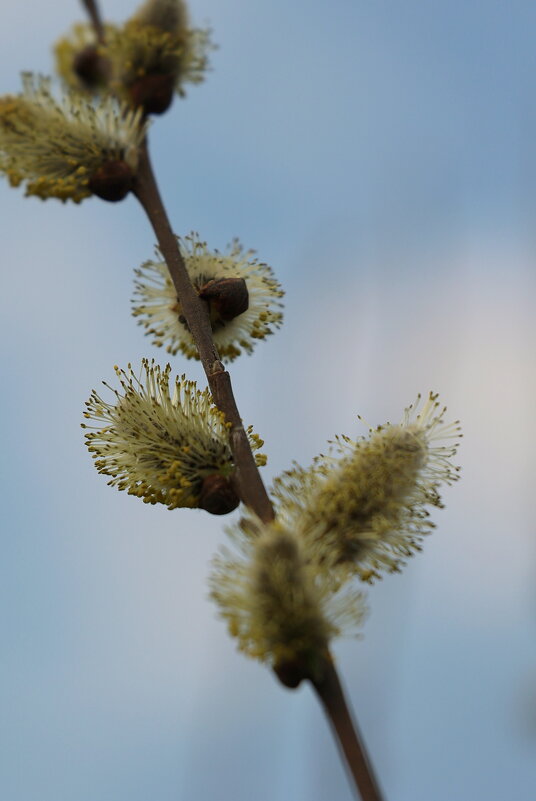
[1, 1, 536, 799]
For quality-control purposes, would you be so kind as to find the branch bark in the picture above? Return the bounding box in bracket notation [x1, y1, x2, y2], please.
[132, 141, 275, 523]
[80, 0, 106, 42]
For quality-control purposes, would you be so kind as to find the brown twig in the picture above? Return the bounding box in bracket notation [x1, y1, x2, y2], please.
[80, 0, 106, 42]
[311, 655, 385, 801]
[132, 141, 274, 523]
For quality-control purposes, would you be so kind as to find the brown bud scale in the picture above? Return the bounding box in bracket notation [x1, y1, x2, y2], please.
[88, 160, 134, 202]
[73, 45, 110, 88]
[199, 474, 240, 515]
[199, 277, 249, 322]
[129, 73, 176, 116]
[273, 659, 308, 689]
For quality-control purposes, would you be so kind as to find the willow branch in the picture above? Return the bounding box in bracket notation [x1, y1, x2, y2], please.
[310, 656, 385, 801]
[82, 5, 381, 799]
[132, 140, 274, 523]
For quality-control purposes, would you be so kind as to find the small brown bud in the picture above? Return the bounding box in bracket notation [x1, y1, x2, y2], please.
[199, 474, 240, 515]
[73, 45, 110, 88]
[274, 650, 329, 689]
[129, 73, 176, 115]
[88, 160, 134, 202]
[199, 277, 249, 322]
[273, 659, 308, 689]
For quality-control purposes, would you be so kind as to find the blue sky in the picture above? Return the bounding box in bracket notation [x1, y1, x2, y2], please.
[1, 1, 536, 799]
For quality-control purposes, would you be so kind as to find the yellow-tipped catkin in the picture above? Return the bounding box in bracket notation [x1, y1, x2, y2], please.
[273, 393, 462, 581]
[210, 518, 366, 678]
[82, 359, 265, 511]
[107, 0, 213, 110]
[132, 233, 284, 361]
[0, 74, 146, 202]
[54, 23, 117, 93]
